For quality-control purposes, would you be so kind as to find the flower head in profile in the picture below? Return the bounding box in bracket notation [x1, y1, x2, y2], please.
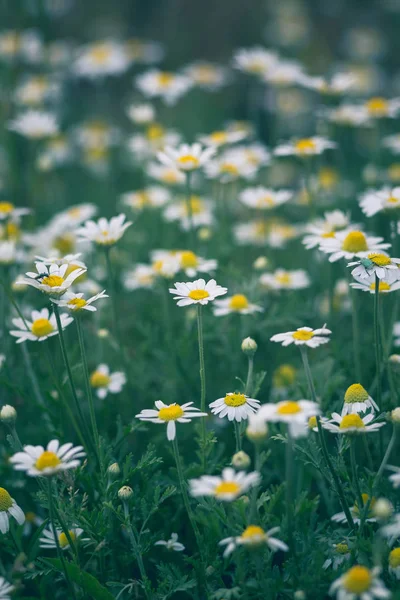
[329, 565, 389, 600]
[135, 401, 207, 441]
[323, 413, 385, 434]
[10, 308, 72, 344]
[341, 384, 378, 415]
[270, 326, 331, 348]
[274, 136, 336, 158]
[239, 187, 293, 210]
[349, 252, 400, 280]
[350, 273, 400, 294]
[209, 392, 260, 422]
[169, 278, 227, 306]
[323, 542, 351, 571]
[257, 400, 319, 438]
[319, 229, 390, 262]
[136, 69, 192, 105]
[40, 526, 84, 550]
[8, 110, 58, 138]
[154, 532, 185, 552]
[219, 525, 288, 557]
[198, 129, 248, 148]
[17, 262, 86, 297]
[158, 143, 215, 172]
[260, 269, 310, 291]
[75, 214, 132, 246]
[213, 294, 263, 316]
[73, 41, 130, 78]
[52, 290, 108, 312]
[359, 187, 400, 217]
[90, 364, 126, 399]
[0, 487, 25, 533]
[10, 440, 85, 477]
[189, 467, 260, 501]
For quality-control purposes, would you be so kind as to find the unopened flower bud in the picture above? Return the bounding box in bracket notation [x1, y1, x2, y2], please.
[294, 591, 306, 600]
[373, 498, 393, 520]
[118, 485, 133, 501]
[232, 451, 251, 470]
[389, 355, 400, 374]
[198, 227, 212, 241]
[246, 415, 268, 443]
[241, 337, 257, 356]
[0, 404, 17, 424]
[97, 328, 109, 338]
[107, 462, 120, 477]
[391, 407, 400, 423]
[253, 256, 269, 270]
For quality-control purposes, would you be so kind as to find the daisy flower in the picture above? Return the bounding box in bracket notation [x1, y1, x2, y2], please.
[126, 103, 155, 124]
[75, 214, 132, 246]
[184, 61, 228, 91]
[52, 290, 108, 313]
[163, 195, 213, 230]
[90, 364, 126, 399]
[49, 204, 98, 230]
[219, 525, 288, 557]
[359, 187, 400, 217]
[364, 96, 400, 119]
[175, 251, 217, 278]
[158, 143, 215, 172]
[381, 515, 400, 544]
[136, 70, 192, 105]
[319, 229, 390, 262]
[169, 278, 227, 307]
[135, 401, 207, 441]
[8, 110, 58, 138]
[303, 72, 356, 95]
[259, 269, 310, 291]
[264, 60, 306, 87]
[302, 210, 351, 250]
[154, 533, 185, 552]
[204, 151, 258, 182]
[341, 384, 379, 416]
[10, 308, 73, 344]
[121, 187, 170, 212]
[323, 413, 385, 434]
[10, 440, 85, 477]
[257, 400, 320, 438]
[73, 41, 130, 78]
[350, 273, 400, 294]
[198, 129, 248, 148]
[388, 466, 400, 489]
[329, 566, 389, 600]
[40, 526, 84, 550]
[213, 294, 263, 316]
[270, 326, 331, 348]
[35, 253, 86, 270]
[349, 253, 400, 280]
[274, 136, 336, 158]
[17, 261, 86, 297]
[326, 104, 371, 127]
[0, 487, 25, 533]
[0, 241, 18, 265]
[189, 467, 260, 501]
[239, 187, 293, 210]
[383, 134, 400, 154]
[332, 495, 377, 526]
[389, 548, 400, 579]
[147, 162, 185, 185]
[123, 265, 156, 290]
[0, 201, 30, 221]
[323, 543, 351, 570]
[233, 47, 278, 77]
[209, 392, 260, 422]
[0, 577, 14, 600]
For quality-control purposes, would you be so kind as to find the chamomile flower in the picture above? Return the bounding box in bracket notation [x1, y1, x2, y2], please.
[163, 195, 213, 230]
[0, 201, 30, 221]
[198, 129, 248, 148]
[10, 440, 85, 477]
[189, 468, 260, 501]
[184, 61, 228, 90]
[154, 533, 185, 552]
[124, 265, 156, 290]
[17, 261, 86, 297]
[169, 278, 227, 307]
[382, 515, 400, 545]
[147, 162, 185, 185]
[364, 96, 400, 119]
[136, 70, 192, 105]
[135, 401, 207, 441]
[90, 365, 126, 399]
[126, 103, 156, 124]
[213, 294, 263, 316]
[205, 152, 258, 182]
[319, 229, 390, 262]
[10, 308, 72, 343]
[264, 59, 306, 87]
[121, 187, 170, 212]
[388, 467, 400, 489]
[323, 543, 351, 570]
[52, 290, 108, 312]
[303, 72, 356, 95]
[209, 393, 260, 422]
[332, 494, 377, 526]
[0, 487, 25, 533]
[49, 204, 98, 230]
[326, 104, 371, 127]
[323, 413, 385, 434]
[0, 241, 18, 265]
[270, 326, 331, 348]
[349, 253, 400, 280]
[259, 269, 310, 291]
[359, 187, 400, 217]
[75, 214, 132, 246]
[383, 134, 400, 155]
[257, 400, 320, 438]
[389, 548, 400, 579]
[274, 136, 336, 158]
[8, 110, 58, 138]
[350, 273, 400, 294]
[341, 384, 379, 415]
[239, 187, 293, 210]
[0, 577, 14, 600]
[233, 47, 278, 77]
[40, 526, 83, 550]
[302, 210, 351, 250]
[73, 41, 130, 78]
[175, 251, 217, 277]
[219, 525, 288, 557]
[158, 143, 215, 172]
[329, 566, 389, 600]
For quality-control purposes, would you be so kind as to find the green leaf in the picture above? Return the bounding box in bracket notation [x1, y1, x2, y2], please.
[43, 558, 114, 600]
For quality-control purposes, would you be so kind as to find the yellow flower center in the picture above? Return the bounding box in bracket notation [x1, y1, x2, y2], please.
[343, 566, 372, 594]
[180, 251, 198, 269]
[292, 330, 314, 341]
[342, 231, 368, 253]
[158, 404, 184, 421]
[157, 72, 174, 86]
[277, 401, 301, 415]
[59, 530, 76, 549]
[90, 371, 111, 388]
[228, 294, 249, 311]
[188, 289, 210, 301]
[194, 66, 217, 83]
[335, 542, 349, 555]
[389, 547, 400, 568]
[295, 138, 317, 154]
[0, 201, 14, 214]
[41, 275, 65, 288]
[318, 167, 338, 189]
[241, 525, 265, 540]
[35, 451, 61, 471]
[353, 494, 375, 516]
[214, 481, 241, 497]
[162, 170, 180, 184]
[273, 364, 296, 387]
[31, 318, 54, 337]
[68, 298, 87, 309]
[275, 272, 292, 285]
[367, 252, 391, 266]
[344, 383, 370, 404]
[387, 195, 400, 204]
[340, 414, 365, 429]
[321, 231, 336, 238]
[257, 195, 275, 208]
[370, 281, 391, 292]
[308, 416, 317, 429]
[53, 233, 75, 255]
[90, 45, 112, 65]
[254, 221, 269, 237]
[224, 393, 247, 407]
[366, 97, 388, 116]
[0, 487, 13, 511]
[221, 163, 239, 176]
[210, 131, 228, 144]
[146, 124, 165, 141]
[177, 155, 200, 168]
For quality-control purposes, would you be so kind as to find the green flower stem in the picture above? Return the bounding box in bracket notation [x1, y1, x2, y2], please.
[350, 439, 363, 509]
[234, 420, 242, 452]
[196, 304, 207, 470]
[185, 171, 194, 241]
[350, 285, 362, 382]
[47, 478, 77, 600]
[244, 356, 254, 397]
[249, 444, 261, 522]
[285, 431, 295, 552]
[122, 501, 151, 600]
[374, 274, 382, 410]
[104, 246, 122, 349]
[300, 347, 355, 529]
